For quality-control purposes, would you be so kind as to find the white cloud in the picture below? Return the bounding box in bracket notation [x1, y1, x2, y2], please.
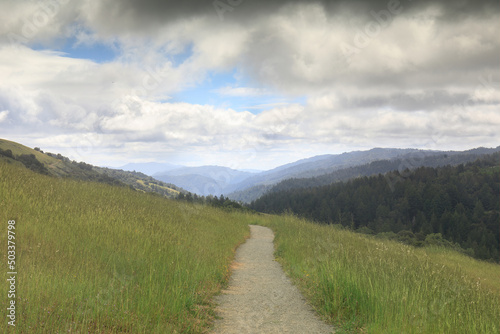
[244, 102, 292, 110]
[214, 86, 269, 97]
[0, 110, 9, 123]
[0, 0, 498, 169]
[0, 0, 82, 46]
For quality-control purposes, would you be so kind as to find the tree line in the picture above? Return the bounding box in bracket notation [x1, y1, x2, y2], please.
[177, 192, 250, 211]
[1, 148, 50, 175]
[251, 153, 500, 261]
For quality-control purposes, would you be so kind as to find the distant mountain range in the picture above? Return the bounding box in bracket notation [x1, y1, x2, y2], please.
[147, 148, 423, 196]
[153, 166, 254, 196]
[121, 146, 500, 201]
[118, 162, 182, 175]
[225, 148, 426, 201]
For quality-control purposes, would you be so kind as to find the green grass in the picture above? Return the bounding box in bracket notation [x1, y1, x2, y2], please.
[2, 155, 499, 333]
[135, 179, 180, 196]
[0, 161, 250, 333]
[0, 138, 61, 167]
[258, 214, 500, 333]
[0, 137, 91, 178]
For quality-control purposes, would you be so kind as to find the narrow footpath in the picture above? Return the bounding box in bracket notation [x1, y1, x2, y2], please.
[212, 225, 334, 334]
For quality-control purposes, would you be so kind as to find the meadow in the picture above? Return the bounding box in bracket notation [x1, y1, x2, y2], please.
[2, 158, 499, 333]
[258, 214, 500, 333]
[0, 161, 249, 333]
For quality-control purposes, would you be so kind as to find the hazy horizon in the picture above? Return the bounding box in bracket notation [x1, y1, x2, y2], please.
[110, 145, 498, 172]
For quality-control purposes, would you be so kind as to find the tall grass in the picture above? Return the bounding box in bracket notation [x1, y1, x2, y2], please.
[0, 162, 249, 333]
[259, 214, 500, 333]
[3, 159, 498, 333]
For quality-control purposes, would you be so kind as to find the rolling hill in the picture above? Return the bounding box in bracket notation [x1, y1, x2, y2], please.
[0, 154, 250, 333]
[0, 138, 184, 198]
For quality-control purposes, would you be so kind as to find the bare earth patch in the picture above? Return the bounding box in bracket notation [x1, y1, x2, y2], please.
[212, 225, 334, 334]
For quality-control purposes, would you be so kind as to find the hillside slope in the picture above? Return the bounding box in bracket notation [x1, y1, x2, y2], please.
[0, 138, 183, 198]
[0, 158, 249, 333]
[259, 215, 500, 333]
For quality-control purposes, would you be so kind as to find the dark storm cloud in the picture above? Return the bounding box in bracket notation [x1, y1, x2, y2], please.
[344, 91, 472, 111]
[90, 0, 499, 28]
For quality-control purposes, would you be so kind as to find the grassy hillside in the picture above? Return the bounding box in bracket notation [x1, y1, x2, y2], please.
[0, 160, 249, 333]
[93, 166, 183, 198]
[0, 139, 60, 167]
[257, 214, 500, 333]
[0, 138, 183, 198]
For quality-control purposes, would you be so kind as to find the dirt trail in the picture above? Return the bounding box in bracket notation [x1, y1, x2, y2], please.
[212, 225, 334, 334]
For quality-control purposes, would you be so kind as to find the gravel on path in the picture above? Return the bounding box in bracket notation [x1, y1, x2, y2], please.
[212, 225, 334, 334]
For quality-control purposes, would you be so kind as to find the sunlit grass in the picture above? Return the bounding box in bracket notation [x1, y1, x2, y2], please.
[259, 214, 500, 333]
[0, 162, 250, 333]
[0, 138, 58, 166]
[2, 159, 498, 333]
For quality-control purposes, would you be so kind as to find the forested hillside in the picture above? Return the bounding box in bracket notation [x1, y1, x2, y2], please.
[229, 147, 500, 203]
[267, 149, 500, 194]
[251, 153, 500, 261]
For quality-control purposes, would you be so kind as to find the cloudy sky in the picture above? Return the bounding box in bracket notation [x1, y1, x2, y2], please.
[0, 0, 498, 170]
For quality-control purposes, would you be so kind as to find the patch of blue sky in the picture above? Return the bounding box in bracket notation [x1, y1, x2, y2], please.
[167, 42, 194, 67]
[58, 36, 118, 63]
[30, 35, 118, 63]
[171, 68, 306, 114]
[171, 69, 238, 107]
